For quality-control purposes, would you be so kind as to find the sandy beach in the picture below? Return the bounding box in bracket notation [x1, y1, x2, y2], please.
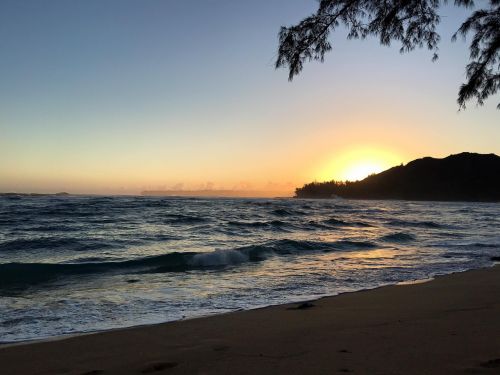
[0, 265, 499, 374]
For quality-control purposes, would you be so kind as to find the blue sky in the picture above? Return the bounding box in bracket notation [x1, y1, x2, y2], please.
[0, 1, 498, 194]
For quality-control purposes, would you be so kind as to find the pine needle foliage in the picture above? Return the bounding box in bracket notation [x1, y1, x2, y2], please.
[276, 0, 499, 109]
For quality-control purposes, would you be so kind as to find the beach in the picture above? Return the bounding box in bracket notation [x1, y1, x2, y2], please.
[1, 265, 499, 374]
[2, 0, 499, 374]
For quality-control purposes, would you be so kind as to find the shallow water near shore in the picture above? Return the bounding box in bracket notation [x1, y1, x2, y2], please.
[0, 195, 498, 343]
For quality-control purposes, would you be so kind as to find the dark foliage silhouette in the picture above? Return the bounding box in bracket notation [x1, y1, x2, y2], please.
[295, 153, 500, 201]
[276, 0, 500, 109]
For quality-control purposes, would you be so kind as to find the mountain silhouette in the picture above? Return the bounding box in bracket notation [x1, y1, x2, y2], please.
[295, 153, 500, 202]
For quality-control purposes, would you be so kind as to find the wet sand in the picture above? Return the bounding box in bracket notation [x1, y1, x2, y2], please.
[1, 265, 499, 374]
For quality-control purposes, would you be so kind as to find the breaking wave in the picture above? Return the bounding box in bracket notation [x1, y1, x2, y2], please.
[0, 239, 379, 290]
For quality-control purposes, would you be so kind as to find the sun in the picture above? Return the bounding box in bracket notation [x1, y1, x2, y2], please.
[317, 147, 403, 182]
[342, 161, 385, 181]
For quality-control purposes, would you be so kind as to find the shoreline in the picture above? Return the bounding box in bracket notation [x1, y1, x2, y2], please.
[1, 264, 499, 374]
[0, 268, 472, 348]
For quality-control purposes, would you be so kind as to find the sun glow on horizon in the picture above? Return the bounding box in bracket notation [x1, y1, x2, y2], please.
[342, 161, 386, 181]
[316, 147, 403, 182]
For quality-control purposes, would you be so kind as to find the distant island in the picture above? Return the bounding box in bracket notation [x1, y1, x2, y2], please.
[142, 190, 291, 198]
[0, 192, 69, 197]
[295, 153, 500, 202]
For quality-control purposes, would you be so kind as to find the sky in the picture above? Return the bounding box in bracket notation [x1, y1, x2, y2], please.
[0, 0, 498, 195]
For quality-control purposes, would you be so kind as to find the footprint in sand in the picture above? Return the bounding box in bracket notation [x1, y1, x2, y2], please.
[480, 358, 500, 369]
[141, 362, 178, 373]
[213, 344, 230, 352]
[464, 358, 500, 373]
[287, 302, 315, 310]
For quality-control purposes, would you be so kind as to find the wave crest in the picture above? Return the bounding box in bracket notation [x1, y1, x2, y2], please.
[0, 239, 380, 291]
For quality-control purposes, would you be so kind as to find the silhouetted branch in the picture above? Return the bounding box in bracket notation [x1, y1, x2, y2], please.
[276, 0, 499, 109]
[453, 3, 500, 108]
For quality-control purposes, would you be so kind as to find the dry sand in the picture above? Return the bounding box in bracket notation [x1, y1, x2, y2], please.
[1, 265, 499, 374]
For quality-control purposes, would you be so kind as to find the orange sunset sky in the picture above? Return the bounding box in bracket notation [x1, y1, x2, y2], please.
[1, 1, 498, 195]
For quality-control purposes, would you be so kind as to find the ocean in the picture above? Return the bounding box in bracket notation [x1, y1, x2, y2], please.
[0, 195, 498, 344]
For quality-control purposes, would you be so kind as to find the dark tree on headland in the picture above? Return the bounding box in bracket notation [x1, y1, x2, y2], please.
[276, 0, 500, 109]
[295, 153, 500, 202]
